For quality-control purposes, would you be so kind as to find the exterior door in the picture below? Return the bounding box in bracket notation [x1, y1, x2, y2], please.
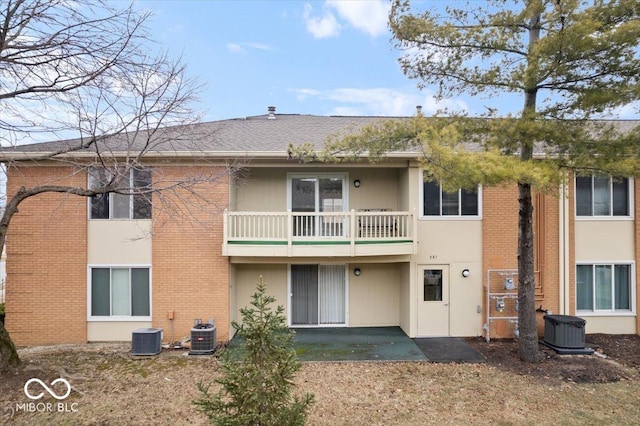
[290, 264, 346, 326]
[290, 174, 346, 237]
[417, 265, 450, 336]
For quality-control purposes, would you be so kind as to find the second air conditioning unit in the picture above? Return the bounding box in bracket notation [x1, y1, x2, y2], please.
[189, 322, 216, 355]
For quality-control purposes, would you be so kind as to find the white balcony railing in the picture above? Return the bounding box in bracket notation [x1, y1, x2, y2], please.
[223, 209, 417, 257]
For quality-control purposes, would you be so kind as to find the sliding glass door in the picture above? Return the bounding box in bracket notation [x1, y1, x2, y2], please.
[289, 174, 347, 237]
[291, 265, 346, 326]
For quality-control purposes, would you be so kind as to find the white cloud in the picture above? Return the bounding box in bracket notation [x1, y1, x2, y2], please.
[303, 1, 389, 38]
[226, 43, 244, 53]
[303, 3, 341, 38]
[326, 0, 389, 37]
[291, 87, 468, 117]
[226, 42, 274, 54]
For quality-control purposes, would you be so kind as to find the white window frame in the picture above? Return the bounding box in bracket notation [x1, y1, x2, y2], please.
[574, 175, 634, 220]
[419, 171, 482, 220]
[286, 173, 349, 212]
[575, 261, 636, 316]
[87, 265, 152, 321]
[88, 168, 152, 220]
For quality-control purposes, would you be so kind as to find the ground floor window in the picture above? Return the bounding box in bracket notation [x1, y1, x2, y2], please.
[291, 264, 346, 326]
[576, 264, 632, 312]
[90, 267, 150, 317]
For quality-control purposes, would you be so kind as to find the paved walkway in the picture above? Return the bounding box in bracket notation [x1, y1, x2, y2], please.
[292, 327, 485, 363]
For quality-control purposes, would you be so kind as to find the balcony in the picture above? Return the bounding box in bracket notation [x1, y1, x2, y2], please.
[222, 209, 417, 257]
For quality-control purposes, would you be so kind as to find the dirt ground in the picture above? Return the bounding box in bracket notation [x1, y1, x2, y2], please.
[465, 334, 640, 383]
[1, 334, 639, 425]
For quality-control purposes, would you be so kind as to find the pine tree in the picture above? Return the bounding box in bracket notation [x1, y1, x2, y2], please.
[194, 276, 314, 425]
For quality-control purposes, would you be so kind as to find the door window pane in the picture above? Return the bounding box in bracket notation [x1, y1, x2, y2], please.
[424, 270, 443, 301]
[291, 265, 318, 325]
[319, 265, 345, 324]
[292, 178, 316, 237]
[319, 178, 344, 237]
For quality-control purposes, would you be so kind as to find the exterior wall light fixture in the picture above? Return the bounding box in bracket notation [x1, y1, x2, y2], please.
[461, 269, 470, 278]
[353, 179, 361, 188]
[354, 268, 361, 276]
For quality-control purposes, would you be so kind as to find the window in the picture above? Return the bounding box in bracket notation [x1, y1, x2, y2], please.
[422, 181, 479, 217]
[90, 267, 150, 318]
[289, 174, 347, 237]
[89, 168, 152, 219]
[576, 176, 629, 217]
[576, 264, 632, 312]
[423, 270, 443, 301]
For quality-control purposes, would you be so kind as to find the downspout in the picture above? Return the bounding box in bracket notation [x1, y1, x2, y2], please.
[559, 181, 570, 314]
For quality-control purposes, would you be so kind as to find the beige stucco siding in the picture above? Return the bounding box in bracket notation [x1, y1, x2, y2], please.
[585, 317, 636, 334]
[349, 264, 401, 326]
[87, 220, 152, 264]
[399, 263, 411, 335]
[235, 169, 287, 212]
[233, 167, 403, 213]
[448, 261, 483, 336]
[417, 220, 483, 263]
[415, 220, 484, 337]
[575, 220, 635, 261]
[235, 264, 289, 319]
[87, 321, 152, 341]
[348, 168, 400, 211]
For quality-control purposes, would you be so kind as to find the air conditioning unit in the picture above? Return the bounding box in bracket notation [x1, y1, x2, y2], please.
[132, 328, 163, 356]
[189, 323, 216, 355]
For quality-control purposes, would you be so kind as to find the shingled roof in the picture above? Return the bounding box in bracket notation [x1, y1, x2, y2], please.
[2, 110, 638, 159]
[2, 113, 393, 158]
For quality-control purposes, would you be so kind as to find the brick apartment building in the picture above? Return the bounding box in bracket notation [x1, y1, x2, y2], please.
[3, 111, 639, 346]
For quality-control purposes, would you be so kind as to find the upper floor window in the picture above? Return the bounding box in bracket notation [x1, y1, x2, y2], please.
[422, 181, 479, 217]
[576, 264, 633, 313]
[89, 168, 152, 219]
[576, 176, 630, 217]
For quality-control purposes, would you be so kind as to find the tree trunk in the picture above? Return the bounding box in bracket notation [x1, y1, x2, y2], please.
[0, 322, 20, 371]
[0, 199, 21, 370]
[517, 183, 542, 362]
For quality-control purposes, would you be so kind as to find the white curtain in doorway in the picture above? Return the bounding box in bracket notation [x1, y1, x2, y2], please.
[319, 265, 345, 324]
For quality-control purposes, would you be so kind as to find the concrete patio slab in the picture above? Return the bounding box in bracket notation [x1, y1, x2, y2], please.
[228, 326, 486, 363]
[293, 327, 427, 362]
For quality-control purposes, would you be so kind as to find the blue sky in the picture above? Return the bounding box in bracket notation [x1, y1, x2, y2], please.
[137, 0, 482, 121]
[137, 0, 638, 122]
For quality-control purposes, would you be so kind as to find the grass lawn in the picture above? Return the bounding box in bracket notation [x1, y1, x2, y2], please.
[1, 343, 638, 425]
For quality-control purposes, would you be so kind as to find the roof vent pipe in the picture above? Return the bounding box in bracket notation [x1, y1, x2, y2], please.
[267, 106, 276, 120]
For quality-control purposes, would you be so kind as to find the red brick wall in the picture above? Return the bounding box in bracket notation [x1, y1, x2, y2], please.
[5, 165, 88, 345]
[151, 166, 230, 344]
